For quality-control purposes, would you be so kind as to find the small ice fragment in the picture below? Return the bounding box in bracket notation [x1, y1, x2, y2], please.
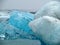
[0, 34, 5, 40]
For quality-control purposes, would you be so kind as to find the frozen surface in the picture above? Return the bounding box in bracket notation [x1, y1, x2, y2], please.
[0, 11, 38, 40]
[8, 11, 38, 40]
[0, 22, 19, 40]
[9, 11, 34, 33]
[29, 16, 60, 45]
[0, 39, 41, 45]
[35, 1, 60, 19]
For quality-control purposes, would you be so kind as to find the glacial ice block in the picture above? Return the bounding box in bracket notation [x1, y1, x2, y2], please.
[8, 11, 34, 33]
[7, 11, 38, 40]
[35, 1, 60, 19]
[29, 16, 60, 45]
[0, 11, 38, 40]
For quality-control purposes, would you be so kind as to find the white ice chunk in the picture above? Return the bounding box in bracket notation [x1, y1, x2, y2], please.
[35, 1, 60, 19]
[0, 34, 5, 40]
[0, 12, 10, 22]
[29, 16, 60, 45]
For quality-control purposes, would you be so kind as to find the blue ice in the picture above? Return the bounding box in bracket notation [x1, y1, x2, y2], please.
[0, 10, 38, 40]
[8, 11, 34, 33]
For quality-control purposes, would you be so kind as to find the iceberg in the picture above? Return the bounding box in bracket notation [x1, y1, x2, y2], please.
[35, 1, 60, 19]
[3, 11, 38, 40]
[29, 16, 60, 45]
[8, 11, 34, 33]
[0, 11, 38, 40]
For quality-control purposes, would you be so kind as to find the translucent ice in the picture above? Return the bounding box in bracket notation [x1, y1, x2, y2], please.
[4, 24, 20, 40]
[29, 16, 60, 45]
[0, 22, 37, 40]
[5, 11, 38, 40]
[35, 1, 60, 19]
[9, 11, 34, 33]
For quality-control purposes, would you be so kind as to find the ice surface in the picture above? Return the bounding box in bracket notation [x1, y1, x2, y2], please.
[0, 22, 38, 40]
[9, 11, 34, 33]
[35, 1, 60, 19]
[0, 39, 41, 45]
[0, 11, 38, 40]
[8, 11, 38, 40]
[29, 16, 60, 45]
[0, 22, 16, 40]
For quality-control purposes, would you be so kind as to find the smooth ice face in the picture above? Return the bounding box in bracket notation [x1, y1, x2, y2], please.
[0, 12, 10, 22]
[35, 1, 60, 19]
[29, 16, 60, 45]
[1, 39, 41, 45]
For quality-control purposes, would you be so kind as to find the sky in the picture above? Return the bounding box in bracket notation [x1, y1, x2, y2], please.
[0, 0, 54, 12]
